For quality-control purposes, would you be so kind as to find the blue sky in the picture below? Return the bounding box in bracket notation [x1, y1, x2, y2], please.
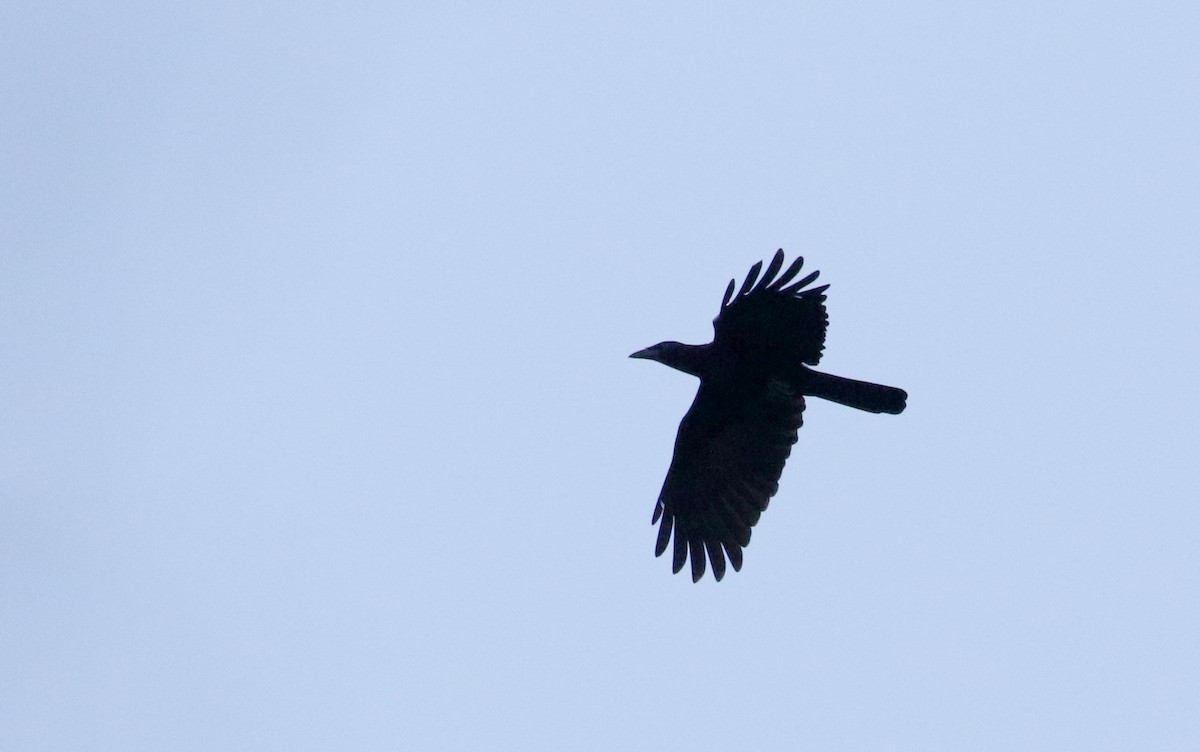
[4, 2, 1199, 750]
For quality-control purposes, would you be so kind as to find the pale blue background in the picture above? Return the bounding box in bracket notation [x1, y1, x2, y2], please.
[4, 2, 1199, 750]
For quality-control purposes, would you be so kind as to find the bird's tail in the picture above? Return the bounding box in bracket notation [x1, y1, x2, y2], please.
[805, 370, 907, 414]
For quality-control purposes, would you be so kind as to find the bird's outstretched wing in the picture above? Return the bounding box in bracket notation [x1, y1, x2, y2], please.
[652, 378, 805, 582]
[713, 249, 830, 367]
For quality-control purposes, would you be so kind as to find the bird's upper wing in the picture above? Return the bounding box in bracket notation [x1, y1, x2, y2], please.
[653, 377, 805, 582]
[713, 249, 830, 367]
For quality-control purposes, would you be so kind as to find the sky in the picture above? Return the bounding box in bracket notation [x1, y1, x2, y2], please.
[3, 2, 1199, 750]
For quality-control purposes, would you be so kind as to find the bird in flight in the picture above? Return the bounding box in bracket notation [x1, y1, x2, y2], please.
[631, 250, 907, 582]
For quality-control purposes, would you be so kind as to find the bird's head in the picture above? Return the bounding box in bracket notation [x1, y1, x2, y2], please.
[629, 341, 708, 377]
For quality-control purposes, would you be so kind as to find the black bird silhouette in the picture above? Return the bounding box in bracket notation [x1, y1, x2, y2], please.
[631, 250, 907, 582]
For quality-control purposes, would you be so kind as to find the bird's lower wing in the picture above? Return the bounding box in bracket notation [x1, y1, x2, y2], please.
[653, 378, 805, 582]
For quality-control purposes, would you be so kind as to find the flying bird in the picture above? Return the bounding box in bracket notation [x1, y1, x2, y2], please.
[631, 250, 907, 582]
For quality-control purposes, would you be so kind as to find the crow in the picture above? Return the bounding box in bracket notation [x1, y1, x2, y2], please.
[630, 250, 907, 582]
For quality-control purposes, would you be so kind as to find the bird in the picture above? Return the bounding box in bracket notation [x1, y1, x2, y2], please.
[630, 250, 907, 582]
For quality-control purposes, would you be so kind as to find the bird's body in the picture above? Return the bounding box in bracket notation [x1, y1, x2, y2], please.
[631, 250, 906, 582]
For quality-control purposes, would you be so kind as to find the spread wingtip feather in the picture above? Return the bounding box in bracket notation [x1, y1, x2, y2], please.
[769, 256, 805, 290]
[655, 513, 673, 557]
[738, 260, 763, 298]
[689, 538, 705, 582]
[721, 279, 735, 309]
[760, 250, 785, 288]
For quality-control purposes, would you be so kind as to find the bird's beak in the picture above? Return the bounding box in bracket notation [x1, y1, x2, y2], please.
[629, 347, 654, 360]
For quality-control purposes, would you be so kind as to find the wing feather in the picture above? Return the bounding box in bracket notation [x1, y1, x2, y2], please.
[655, 512, 673, 556]
[689, 538, 706, 582]
[737, 260, 763, 298]
[723, 542, 744, 572]
[672, 523, 688, 574]
[781, 271, 820, 295]
[720, 279, 736, 309]
[705, 539, 727, 582]
[768, 255, 805, 291]
[759, 250, 784, 288]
